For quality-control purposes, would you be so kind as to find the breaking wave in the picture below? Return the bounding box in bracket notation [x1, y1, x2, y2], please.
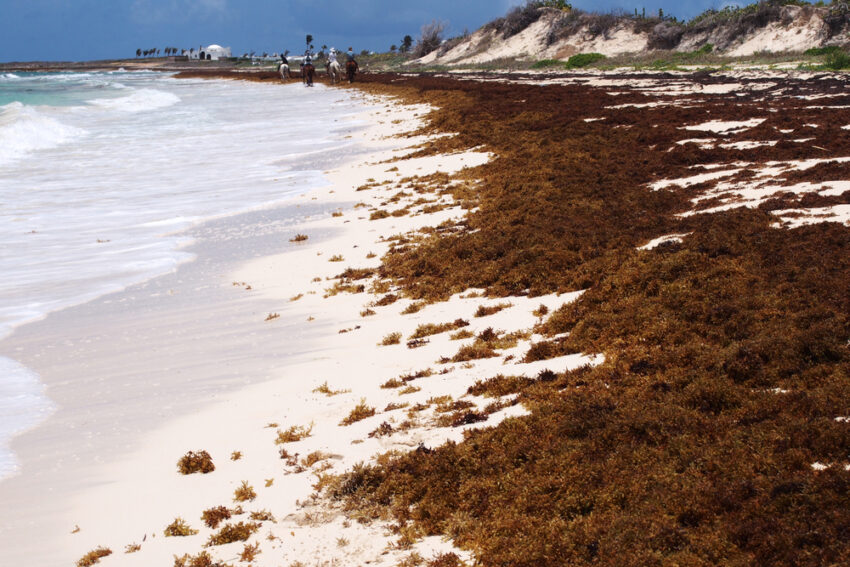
[0, 102, 85, 167]
[89, 88, 180, 112]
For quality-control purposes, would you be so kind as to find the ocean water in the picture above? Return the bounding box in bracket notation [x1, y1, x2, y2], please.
[0, 70, 362, 479]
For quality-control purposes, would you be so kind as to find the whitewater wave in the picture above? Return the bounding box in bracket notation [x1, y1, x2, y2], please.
[0, 102, 86, 167]
[89, 88, 180, 112]
[1, 73, 21, 81]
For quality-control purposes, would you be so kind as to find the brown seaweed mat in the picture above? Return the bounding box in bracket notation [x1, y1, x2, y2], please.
[323, 72, 850, 567]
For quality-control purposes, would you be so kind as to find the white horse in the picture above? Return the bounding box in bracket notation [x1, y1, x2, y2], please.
[327, 60, 342, 85]
[278, 62, 290, 80]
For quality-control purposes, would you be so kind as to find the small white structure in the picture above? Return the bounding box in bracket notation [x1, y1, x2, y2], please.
[189, 44, 232, 61]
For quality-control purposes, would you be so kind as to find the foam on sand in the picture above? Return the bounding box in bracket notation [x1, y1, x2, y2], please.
[0, 358, 54, 479]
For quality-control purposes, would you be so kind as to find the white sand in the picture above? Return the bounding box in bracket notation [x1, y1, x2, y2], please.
[0, 90, 598, 566]
[726, 6, 827, 57]
[638, 233, 692, 250]
[683, 118, 766, 134]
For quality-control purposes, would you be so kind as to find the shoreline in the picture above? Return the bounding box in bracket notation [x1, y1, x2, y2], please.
[0, 74, 369, 483]
[0, 197, 351, 563]
[0, 81, 391, 562]
[0, 80, 521, 565]
[2, 67, 849, 566]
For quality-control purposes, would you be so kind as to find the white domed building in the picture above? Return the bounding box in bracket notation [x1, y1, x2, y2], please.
[190, 44, 232, 61]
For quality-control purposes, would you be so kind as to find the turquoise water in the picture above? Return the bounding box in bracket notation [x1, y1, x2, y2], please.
[0, 71, 134, 107]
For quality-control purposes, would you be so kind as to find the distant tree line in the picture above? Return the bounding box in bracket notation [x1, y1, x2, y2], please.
[135, 47, 183, 58]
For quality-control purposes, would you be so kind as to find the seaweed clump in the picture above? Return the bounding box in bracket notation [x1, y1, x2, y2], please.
[177, 450, 215, 475]
[205, 521, 261, 547]
[174, 551, 233, 567]
[76, 548, 112, 567]
[164, 517, 199, 537]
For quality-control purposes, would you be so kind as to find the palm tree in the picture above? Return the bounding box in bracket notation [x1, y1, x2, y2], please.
[136, 48, 142, 57]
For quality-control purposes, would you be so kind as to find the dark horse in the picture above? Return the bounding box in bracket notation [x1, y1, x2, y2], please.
[346, 60, 358, 83]
[301, 63, 315, 87]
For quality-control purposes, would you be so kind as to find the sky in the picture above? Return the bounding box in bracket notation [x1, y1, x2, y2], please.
[0, 0, 767, 63]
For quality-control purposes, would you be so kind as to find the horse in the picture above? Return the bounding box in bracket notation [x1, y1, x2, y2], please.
[346, 60, 359, 83]
[278, 62, 290, 80]
[301, 63, 315, 87]
[327, 60, 342, 85]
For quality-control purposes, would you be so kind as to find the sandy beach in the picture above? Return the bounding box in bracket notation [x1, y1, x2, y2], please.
[2, 65, 850, 566]
[0, 83, 592, 566]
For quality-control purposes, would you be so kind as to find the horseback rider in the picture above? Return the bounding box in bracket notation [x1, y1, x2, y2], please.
[345, 47, 359, 83]
[278, 53, 289, 79]
[328, 47, 338, 65]
[301, 49, 315, 86]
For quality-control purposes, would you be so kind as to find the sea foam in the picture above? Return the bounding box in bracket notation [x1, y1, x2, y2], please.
[0, 102, 86, 167]
[89, 88, 180, 112]
[0, 358, 54, 479]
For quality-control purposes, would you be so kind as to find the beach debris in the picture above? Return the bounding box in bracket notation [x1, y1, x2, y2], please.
[275, 424, 313, 444]
[240, 542, 261, 562]
[164, 517, 198, 537]
[249, 509, 275, 522]
[233, 481, 256, 503]
[174, 551, 234, 567]
[474, 302, 513, 317]
[75, 547, 112, 567]
[380, 331, 402, 346]
[201, 506, 231, 529]
[177, 450, 215, 475]
[312, 381, 350, 396]
[206, 521, 261, 547]
[340, 399, 377, 426]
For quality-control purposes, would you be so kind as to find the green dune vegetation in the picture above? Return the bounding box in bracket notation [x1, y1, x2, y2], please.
[321, 71, 850, 566]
